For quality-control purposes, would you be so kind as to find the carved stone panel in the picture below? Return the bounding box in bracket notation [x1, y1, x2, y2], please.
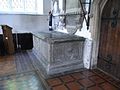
[52, 41, 83, 62]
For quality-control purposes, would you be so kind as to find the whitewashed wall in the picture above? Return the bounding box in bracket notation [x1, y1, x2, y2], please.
[0, 0, 51, 33]
[0, 15, 49, 32]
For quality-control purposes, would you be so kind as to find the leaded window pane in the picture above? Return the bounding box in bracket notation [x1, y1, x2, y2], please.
[0, 0, 43, 14]
[0, 0, 10, 11]
[12, 0, 24, 12]
[25, 0, 36, 12]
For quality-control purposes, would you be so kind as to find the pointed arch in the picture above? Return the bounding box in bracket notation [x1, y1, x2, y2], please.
[90, 0, 108, 68]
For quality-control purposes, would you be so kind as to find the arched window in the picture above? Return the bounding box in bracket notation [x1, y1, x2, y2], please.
[0, 0, 43, 14]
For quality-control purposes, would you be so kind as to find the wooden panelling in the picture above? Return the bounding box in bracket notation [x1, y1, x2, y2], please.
[1, 25, 15, 54]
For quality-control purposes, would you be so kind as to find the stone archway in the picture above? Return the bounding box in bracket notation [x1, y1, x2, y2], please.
[90, 0, 108, 68]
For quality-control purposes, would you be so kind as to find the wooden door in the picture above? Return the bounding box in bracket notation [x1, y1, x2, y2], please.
[97, 0, 120, 80]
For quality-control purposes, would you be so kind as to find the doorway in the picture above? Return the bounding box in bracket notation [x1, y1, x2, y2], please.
[97, 0, 120, 80]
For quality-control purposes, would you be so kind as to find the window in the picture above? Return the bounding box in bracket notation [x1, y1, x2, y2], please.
[59, 0, 63, 13]
[0, 0, 43, 14]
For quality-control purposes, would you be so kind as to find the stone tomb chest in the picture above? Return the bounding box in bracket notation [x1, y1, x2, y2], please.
[32, 31, 85, 77]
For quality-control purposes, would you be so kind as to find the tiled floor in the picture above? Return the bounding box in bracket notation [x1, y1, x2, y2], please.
[0, 51, 46, 90]
[0, 51, 34, 76]
[0, 71, 45, 90]
[0, 51, 120, 90]
[46, 70, 120, 90]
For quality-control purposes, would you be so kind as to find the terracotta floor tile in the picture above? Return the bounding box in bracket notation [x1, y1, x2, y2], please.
[100, 73, 106, 77]
[79, 78, 95, 87]
[107, 77, 116, 82]
[82, 70, 95, 77]
[60, 75, 74, 83]
[92, 69, 101, 74]
[47, 78, 62, 86]
[100, 82, 119, 90]
[71, 72, 85, 80]
[102, 75, 110, 79]
[117, 82, 120, 86]
[47, 69, 120, 90]
[66, 82, 83, 90]
[87, 86, 103, 90]
[89, 75, 105, 84]
[52, 84, 68, 90]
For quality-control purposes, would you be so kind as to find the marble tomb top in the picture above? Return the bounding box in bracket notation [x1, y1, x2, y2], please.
[32, 31, 85, 43]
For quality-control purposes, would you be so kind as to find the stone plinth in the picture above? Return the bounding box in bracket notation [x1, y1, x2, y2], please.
[32, 31, 85, 77]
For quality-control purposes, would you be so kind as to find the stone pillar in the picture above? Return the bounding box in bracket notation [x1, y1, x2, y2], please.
[83, 39, 93, 69]
[89, 0, 108, 68]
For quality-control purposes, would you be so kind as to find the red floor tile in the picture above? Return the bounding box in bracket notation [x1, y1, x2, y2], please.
[47, 69, 120, 90]
[71, 72, 85, 80]
[89, 75, 105, 84]
[82, 70, 95, 77]
[52, 84, 68, 90]
[60, 75, 74, 83]
[87, 86, 103, 90]
[47, 78, 62, 86]
[78, 78, 95, 87]
[66, 82, 83, 90]
[100, 82, 119, 90]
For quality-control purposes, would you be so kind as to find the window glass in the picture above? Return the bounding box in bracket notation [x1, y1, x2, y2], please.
[0, 0, 43, 14]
